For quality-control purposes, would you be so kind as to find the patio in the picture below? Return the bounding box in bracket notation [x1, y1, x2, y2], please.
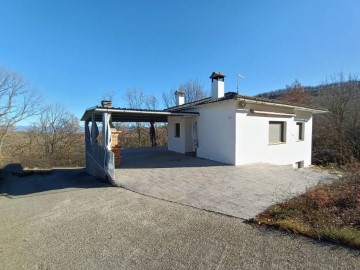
[114, 148, 336, 219]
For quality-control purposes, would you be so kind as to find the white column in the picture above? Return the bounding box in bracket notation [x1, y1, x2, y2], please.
[102, 112, 112, 150]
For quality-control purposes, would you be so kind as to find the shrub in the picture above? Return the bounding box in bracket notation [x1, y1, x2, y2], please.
[253, 166, 360, 248]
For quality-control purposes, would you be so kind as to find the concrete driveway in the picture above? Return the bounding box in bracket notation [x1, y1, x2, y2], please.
[115, 148, 336, 219]
[1, 168, 358, 269]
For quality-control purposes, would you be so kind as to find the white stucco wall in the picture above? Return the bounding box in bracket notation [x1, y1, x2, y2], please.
[196, 102, 237, 165]
[235, 106, 313, 167]
[168, 101, 314, 167]
[184, 117, 193, 153]
[167, 116, 186, 153]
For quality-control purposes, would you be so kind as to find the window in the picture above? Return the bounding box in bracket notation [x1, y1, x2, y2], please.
[269, 121, 286, 144]
[174, 123, 180, 137]
[295, 122, 304, 141]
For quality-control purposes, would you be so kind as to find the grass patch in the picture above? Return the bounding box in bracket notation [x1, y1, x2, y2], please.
[251, 162, 360, 249]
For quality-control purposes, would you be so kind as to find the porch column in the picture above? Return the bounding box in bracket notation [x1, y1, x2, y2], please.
[91, 113, 99, 143]
[85, 120, 91, 170]
[102, 112, 112, 150]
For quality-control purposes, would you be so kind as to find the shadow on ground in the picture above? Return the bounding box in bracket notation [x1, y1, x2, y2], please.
[0, 164, 110, 198]
[120, 147, 228, 169]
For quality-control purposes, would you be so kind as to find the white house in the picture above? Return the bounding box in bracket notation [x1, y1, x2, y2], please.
[165, 72, 326, 168]
[81, 71, 326, 180]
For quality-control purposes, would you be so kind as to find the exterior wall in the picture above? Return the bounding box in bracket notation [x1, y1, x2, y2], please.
[184, 118, 193, 153]
[196, 102, 237, 164]
[235, 105, 313, 167]
[167, 116, 186, 153]
[168, 101, 314, 167]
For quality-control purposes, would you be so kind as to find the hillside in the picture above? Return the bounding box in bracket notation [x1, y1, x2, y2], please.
[256, 81, 360, 101]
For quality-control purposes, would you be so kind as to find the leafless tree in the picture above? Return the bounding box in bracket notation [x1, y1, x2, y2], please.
[100, 91, 115, 102]
[281, 80, 311, 105]
[162, 86, 177, 108]
[32, 104, 80, 157]
[181, 79, 207, 103]
[162, 79, 207, 108]
[125, 88, 145, 109]
[313, 73, 360, 164]
[124, 88, 146, 146]
[145, 94, 158, 110]
[0, 68, 41, 155]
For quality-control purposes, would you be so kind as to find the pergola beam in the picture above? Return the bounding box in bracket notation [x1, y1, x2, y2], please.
[81, 108, 199, 123]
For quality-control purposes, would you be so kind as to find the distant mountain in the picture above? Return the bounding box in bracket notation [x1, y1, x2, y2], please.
[12, 125, 31, 132]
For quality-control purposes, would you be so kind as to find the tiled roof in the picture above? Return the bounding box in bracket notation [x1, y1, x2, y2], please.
[165, 92, 327, 112]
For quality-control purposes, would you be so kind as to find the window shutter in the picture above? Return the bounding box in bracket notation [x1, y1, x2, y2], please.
[269, 122, 283, 143]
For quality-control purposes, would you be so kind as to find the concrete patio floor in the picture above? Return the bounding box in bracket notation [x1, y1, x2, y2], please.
[114, 148, 336, 219]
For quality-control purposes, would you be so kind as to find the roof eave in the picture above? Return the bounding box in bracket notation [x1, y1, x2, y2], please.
[81, 107, 199, 122]
[236, 97, 328, 114]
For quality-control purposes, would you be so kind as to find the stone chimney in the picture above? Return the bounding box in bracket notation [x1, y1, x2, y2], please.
[210, 72, 225, 99]
[101, 100, 112, 108]
[175, 90, 185, 106]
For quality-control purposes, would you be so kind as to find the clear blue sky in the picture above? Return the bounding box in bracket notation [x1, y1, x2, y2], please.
[1, 0, 359, 122]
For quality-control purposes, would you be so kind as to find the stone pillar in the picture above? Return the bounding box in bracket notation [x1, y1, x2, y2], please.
[111, 130, 121, 168]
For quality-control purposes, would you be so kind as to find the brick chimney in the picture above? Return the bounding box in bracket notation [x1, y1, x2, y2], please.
[210, 72, 225, 99]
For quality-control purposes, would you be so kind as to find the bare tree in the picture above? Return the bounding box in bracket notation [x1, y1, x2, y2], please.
[145, 94, 158, 110]
[125, 88, 145, 109]
[162, 86, 177, 108]
[0, 68, 41, 154]
[100, 91, 115, 102]
[125, 88, 145, 146]
[181, 79, 207, 103]
[281, 80, 311, 105]
[32, 104, 80, 157]
[313, 73, 360, 165]
[162, 79, 207, 108]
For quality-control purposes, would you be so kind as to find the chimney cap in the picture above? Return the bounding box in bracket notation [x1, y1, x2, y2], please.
[101, 100, 112, 108]
[175, 90, 185, 96]
[210, 72, 226, 79]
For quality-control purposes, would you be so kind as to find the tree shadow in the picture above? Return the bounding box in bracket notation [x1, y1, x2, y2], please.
[0, 164, 111, 198]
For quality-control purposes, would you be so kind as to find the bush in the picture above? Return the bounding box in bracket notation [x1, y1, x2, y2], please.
[253, 164, 360, 248]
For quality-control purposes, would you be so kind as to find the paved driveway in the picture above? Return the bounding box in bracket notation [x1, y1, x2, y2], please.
[1, 169, 358, 269]
[115, 148, 336, 219]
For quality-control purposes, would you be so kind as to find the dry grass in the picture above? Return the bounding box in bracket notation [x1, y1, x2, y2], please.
[252, 162, 360, 249]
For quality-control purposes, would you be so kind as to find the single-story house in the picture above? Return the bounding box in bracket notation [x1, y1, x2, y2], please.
[81, 72, 327, 180]
[165, 72, 327, 168]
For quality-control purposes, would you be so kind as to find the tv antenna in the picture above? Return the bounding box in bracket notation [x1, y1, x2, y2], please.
[237, 73, 245, 94]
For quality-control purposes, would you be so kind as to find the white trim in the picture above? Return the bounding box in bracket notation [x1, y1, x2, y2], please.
[95, 108, 198, 116]
[250, 109, 296, 116]
[242, 99, 327, 114]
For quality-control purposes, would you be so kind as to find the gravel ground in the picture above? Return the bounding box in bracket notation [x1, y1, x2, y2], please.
[0, 169, 359, 269]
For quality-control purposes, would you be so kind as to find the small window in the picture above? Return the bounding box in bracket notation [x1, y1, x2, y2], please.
[174, 123, 180, 137]
[269, 121, 286, 144]
[295, 122, 304, 141]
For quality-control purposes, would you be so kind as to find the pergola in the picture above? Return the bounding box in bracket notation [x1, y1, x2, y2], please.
[81, 107, 198, 123]
[81, 106, 199, 182]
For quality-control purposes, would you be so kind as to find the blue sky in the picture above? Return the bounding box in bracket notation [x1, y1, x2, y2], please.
[0, 0, 359, 123]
